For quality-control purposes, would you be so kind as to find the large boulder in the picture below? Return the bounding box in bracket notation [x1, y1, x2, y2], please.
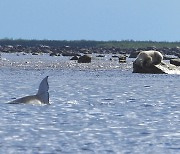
[170, 59, 180, 66]
[133, 50, 168, 74]
[78, 55, 91, 63]
[133, 62, 180, 74]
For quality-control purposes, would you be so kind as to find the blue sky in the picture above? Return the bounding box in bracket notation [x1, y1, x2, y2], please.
[0, 0, 180, 41]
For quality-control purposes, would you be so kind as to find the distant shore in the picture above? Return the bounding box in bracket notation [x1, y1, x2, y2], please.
[1, 39, 180, 71]
[1, 39, 180, 49]
[0, 39, 180, 57]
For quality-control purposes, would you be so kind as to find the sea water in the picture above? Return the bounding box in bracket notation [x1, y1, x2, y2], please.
[0, 53, 179, 154]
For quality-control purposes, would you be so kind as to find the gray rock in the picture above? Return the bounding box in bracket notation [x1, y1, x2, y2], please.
[70, 56, 79, 60]
[129, 51, 140, 58]
[49, 52, 60, 56]
[78, 55, 91, 63]
[119, 55, 126, 63]
[96, 55, 105, 57]
[170, 59, 180, 66]
[133, 62, 180, 74]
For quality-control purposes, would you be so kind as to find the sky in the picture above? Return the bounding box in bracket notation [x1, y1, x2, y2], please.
[0, 0, 180, 41]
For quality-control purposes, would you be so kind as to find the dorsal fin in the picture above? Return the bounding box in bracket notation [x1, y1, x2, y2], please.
[36, 76, 49, 104]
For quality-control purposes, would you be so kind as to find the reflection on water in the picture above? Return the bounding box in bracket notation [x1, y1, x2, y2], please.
[0, 54, 179, 153]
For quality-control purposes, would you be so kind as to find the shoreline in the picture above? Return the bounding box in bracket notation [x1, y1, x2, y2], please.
[0, 52, 133, 71]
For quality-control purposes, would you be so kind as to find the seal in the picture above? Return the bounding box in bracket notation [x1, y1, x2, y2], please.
[8, 76, 49, 105]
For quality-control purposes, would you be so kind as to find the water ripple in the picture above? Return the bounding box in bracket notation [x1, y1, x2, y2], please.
[0, 54, 179, 153]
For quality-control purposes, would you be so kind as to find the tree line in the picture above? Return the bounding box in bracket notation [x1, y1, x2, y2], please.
[1, 38, 180, 49]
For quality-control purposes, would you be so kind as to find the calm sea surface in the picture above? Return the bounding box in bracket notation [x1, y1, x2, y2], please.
[0, 53, 179, 153]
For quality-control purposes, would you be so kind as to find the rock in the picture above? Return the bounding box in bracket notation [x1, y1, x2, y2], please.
[112, 55, 119, 58]
[96, 55, 105, 57]
[32, 52, 39, 55]
[133, 62, 180, 74]
[129, 51, 140, 58]
[49, 52, 55, 56]
[146, 46, 157, 50]
[119, 60, 126, 63]
[49, 52, 60, 56]
[119, 55, 126, 63]
[78, 55, 91, 63]
[70, 56, 79, 60]
[170, 59, 180, 66]
[133, 50, 180, 74]
[62, 52, 77, 57]
[163, 55, 178, 60]
[133, 62, 165, 74]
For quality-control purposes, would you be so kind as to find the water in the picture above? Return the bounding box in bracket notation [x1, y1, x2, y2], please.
[0, 53, 179, 153]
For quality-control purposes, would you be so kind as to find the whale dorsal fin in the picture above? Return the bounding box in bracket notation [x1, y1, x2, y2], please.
[36, 76, 49, 104]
